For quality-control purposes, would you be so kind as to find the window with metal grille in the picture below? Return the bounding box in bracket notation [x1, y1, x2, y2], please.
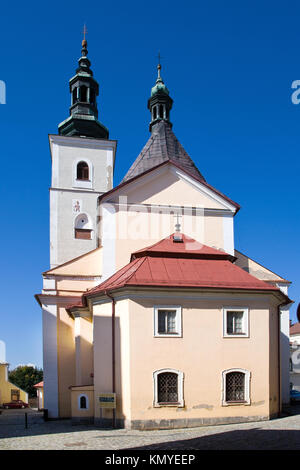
[225, 372, 245, 402]
[158, 310, 177, 334]
[77, 161, 89, 180]
[227, 311, 244, 335]
[157, 372, 178, 404]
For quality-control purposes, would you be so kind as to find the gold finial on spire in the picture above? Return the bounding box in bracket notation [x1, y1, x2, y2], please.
[82, 23, 88, 47]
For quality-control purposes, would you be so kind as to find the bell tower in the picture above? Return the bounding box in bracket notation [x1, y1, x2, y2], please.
[49, 35, 117, 268]
[58, 31, 109, 139]
[147, 59, 173, 132]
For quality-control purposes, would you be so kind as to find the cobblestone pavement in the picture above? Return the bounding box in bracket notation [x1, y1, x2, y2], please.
[0, 407, 300, 450]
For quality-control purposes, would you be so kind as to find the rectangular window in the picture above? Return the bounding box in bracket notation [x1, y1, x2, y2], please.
[226, 372, 245, 402]
[11, 389, 20, 402]
[223, 308, 249, 337]
[158, 373, 178, 403]
[222, 369, 251, 406]
[75, 228, 92, 240]
[154, 306, 182, 337]
[158, 310, 176, 334]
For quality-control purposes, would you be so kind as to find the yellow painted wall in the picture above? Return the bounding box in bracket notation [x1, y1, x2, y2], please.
[0, 363, 28, 405]
[57, 307, 76, 417]
[101, 168, 233, 272]
[75, 317, 94, 386]
[70, 385, 94, 419]
[91, 291, 279, 427]
[234, 250, 286, 282]
[92, 299, 131, 424]
[127, 295, 272, 422]
[125, 170, 226, 209]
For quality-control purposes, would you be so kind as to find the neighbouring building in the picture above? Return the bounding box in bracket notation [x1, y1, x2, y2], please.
[0, 361, 28, 407]
[34, 381, 44, 410]
[290, 319, 300, 392]
[35, 37, 293, 429]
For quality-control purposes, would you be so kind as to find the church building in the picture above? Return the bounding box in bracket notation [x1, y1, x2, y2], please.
[35, 37, 292, 429]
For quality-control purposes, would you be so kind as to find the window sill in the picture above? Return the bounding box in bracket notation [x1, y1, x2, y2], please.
[154, 333, 182, 338]
[223, 334, 249, 338]
[154, 402, 184, 408]
[222, 401, 250, 406]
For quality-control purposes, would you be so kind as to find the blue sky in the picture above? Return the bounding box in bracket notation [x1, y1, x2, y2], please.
[0, 0, 299, 368]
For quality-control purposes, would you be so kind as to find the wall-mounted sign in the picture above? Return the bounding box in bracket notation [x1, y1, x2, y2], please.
[98, 393, 116, 409]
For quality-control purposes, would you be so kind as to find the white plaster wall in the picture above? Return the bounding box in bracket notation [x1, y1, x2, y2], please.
[280, 306, 291, 405]
[101, 203, 116, 281]
[49, 135, 116, 267]
[223, 213, 234, 255]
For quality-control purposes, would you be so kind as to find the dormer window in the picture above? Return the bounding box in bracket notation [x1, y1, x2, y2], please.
[77, 161, 89, 181]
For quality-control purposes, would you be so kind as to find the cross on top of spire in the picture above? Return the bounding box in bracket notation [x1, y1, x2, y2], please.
[82, 24, 88, 51]
[83, 24, 88, 40]
[174, 213, 182, 233]
[157, 51, 162, 79]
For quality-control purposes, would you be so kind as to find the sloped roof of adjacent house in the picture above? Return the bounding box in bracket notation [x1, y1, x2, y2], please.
[33, 381, 44, 388]
[290, 322, 300, 335]
[66, 233, 290, 312]
[121, 121, 205, 184]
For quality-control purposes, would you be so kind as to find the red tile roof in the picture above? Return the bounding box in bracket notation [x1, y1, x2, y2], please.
[33, 381, 44, 388]
[131, 234, 236, 261]
[290, 323, 300, 335]
[67, 233, 290, 312]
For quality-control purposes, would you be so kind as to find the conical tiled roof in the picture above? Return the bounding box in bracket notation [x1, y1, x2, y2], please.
[121, 121, 205, 183]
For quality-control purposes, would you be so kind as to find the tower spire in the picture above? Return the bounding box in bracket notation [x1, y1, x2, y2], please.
[147, 53, 173, 132]
[58, 31, 109, 139]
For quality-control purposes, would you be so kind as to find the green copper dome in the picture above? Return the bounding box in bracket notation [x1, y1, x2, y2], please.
[148, 61, 173, 132]
[151, 64, 169, 96]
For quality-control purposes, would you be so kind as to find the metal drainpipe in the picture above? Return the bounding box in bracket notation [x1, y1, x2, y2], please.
[105, 290, 116, 428]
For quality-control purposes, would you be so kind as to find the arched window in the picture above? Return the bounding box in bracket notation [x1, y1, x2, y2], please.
[153, 106, 157, 120]
[153, 369, 184, 407]
[77, 161, 89, 181]
[80, 396, 87, 409]
[159, 104, 164, 119]
[90, 88, 96, 106]
[74, 213, 92, 240]
[78, 393, 89, 410]
[80, 85, 88, 102]
[72, 88, 78, 105]
[222, 369, 250, 405]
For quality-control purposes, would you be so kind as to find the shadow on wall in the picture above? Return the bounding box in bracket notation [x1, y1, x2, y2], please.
[93, 315, 125, 428]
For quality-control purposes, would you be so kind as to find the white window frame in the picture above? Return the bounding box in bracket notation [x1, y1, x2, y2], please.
[221, 368, 251, 406]
[153, 368, 184, 407]
[78, 393, 89, 410]
[154, 306, 182, 337]
[73, 158, 94, 189]
[223, 307, 249, 338]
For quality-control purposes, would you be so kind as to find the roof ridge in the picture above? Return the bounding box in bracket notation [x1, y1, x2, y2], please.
[124, 256, 149, 284]
[86, 257, 143, 295]
[124, 133, 156, 179]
